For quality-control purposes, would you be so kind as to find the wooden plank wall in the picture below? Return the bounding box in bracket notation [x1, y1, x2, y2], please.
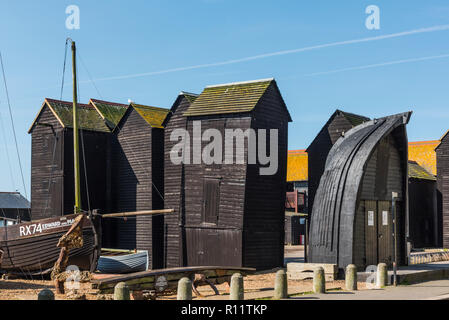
[243, 83, 289, 270]
[437, 135, 449, 248]
[409, 179, 438, 248]
[62, 129, 109, 216]
[30, 106, 64, 220]
[183, 115, 248, 268]
[164, 96, 191, 268]
[112, 108, 157, 266]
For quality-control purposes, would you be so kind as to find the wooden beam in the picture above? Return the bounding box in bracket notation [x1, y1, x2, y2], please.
[98, 209, 174, 219]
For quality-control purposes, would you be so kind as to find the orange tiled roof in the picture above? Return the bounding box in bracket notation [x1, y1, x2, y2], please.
[287, 150, 308, 182]
[408, 140, 439, 176]
[287, 140, 438, 183]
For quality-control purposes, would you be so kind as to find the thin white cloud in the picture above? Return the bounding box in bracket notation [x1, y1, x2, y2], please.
[304, 53, 449, 76]
[86, 24, 449, 83]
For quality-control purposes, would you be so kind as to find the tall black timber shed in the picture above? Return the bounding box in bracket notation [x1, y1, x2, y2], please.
[306, 110, 370, 221]
[408, 160, 438, 248]
[111, 103, 169, 269]
[28, 99, 112, 220]
[436, 131, 449, 248]
[309, 112, 412, 269]
[164, 78, 292, 270]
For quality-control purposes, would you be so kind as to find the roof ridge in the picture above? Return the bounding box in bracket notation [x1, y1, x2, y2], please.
[409, 140, 440, 145]
[205, 78, 274, 88]
[180, 91, 199, 97]
[90, 98, 128, 107]
[131, 103, 170, 111]
[339, 110, 370, 120]
[45, 98, 90, 107]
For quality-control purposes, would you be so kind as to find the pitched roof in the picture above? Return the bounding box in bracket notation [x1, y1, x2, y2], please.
[436, 129, 449, 150]
[306, 109, 370, 151]
[287, 150, 308, 182]
[408, 160, 436, 181]
[183, 78, 290, 119]
[181, 91, 199, 104]
[89, 99, 128, 130]
[130, 103, 170, 128]
[29, 98, 111, 133]
[0, 192, 30, 209]
[408, 140, 439, 176]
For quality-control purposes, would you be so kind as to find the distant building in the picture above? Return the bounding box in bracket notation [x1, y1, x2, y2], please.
[286, 150, 308, 193]
[408, 161, 438, 248]
[0, 192, 31, 226]
[409, 140, 439, 176]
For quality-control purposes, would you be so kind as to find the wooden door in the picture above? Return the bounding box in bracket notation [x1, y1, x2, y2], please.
[203, 178, 220, 224]
[185, 228, 241, 266]
[365, 200, 378, 266]
[377, 201, 393, 264]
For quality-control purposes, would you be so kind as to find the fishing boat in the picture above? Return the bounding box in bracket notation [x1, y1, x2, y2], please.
[0, 40, 99, 276]
[0, 214, 97, 274]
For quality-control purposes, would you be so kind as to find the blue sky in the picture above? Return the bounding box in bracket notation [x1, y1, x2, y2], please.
[1, 0, 449, 197]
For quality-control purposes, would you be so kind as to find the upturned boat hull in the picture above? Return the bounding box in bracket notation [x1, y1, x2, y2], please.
[0, 214, 97, 275]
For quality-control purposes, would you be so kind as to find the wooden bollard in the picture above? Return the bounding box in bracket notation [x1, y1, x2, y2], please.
[345, 264, 357, 291]
[114, 282, 130, 300]
[230, 273, 244, 300]
[38, 288, 55, 300]
[54, 279, 65, 295]
[177, 277, 192, 300]
[274, 269, 288, 299]
[376, 263, 388, 288]
[313, 267, 325, 294]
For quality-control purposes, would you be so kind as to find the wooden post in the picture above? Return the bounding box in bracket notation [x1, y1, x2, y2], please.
[71, 40, 81, 214]
[345, 264, 358, 291]
[392, 192, 398, 286]
[274, 269, 288, 299]
[177, 277, 192, 300]
[114, 282, 130, 300]
[304, 215, 309, 263]
[313, 267, 325, 294]
[229, 273, 244, 300]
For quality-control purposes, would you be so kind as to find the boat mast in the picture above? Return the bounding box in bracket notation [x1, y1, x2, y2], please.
[71, 41, 82, 214]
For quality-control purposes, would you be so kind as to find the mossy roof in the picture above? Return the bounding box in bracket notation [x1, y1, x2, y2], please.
[408, 140, 439, 176]
[408, 160, 436, 181]
[183, 78, 274, 117]
[131, 103, 170, 128]
[90, 99, 128, 130]
[29, 98, 111, 133]
[287, 150, 308, 182]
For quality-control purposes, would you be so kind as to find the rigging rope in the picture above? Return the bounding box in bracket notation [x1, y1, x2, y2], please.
[0, 50, 30, 220]
[0, 110, 16, 190]
[60, 40, 69, 100]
